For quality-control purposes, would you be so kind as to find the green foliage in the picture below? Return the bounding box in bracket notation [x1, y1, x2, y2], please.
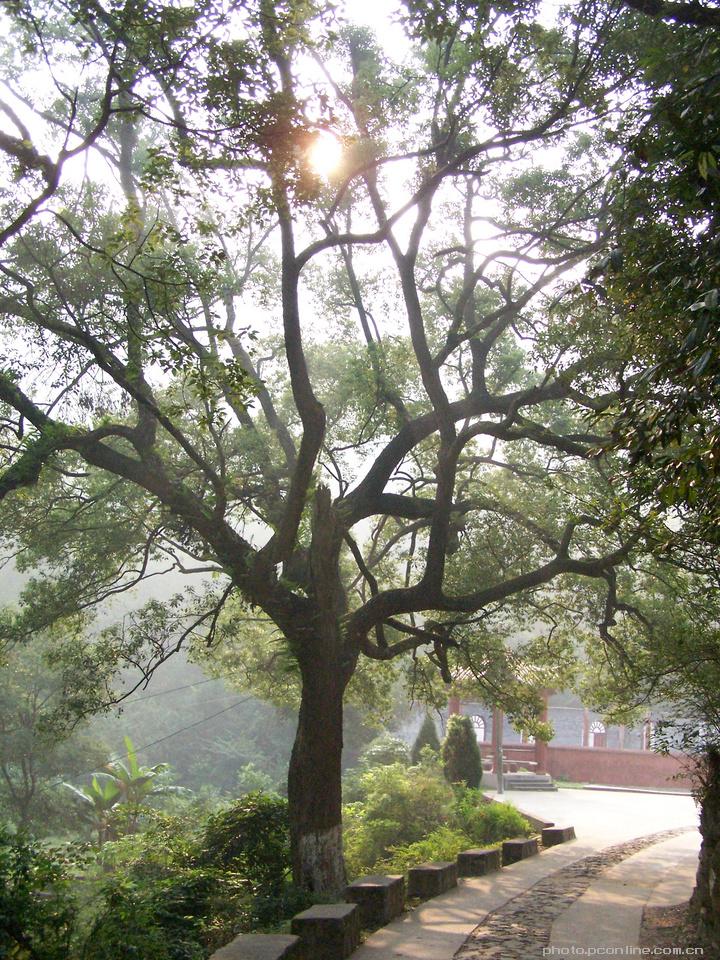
[343, 759, 529, 878]
[63, 775, 122, 847]
[380, 826, 473, 875]
[411, 715, 441, 763]
[236, 763, 276, 795]
[83, 873, 207, 960]
[359, 733, 410, 768]
[452, 791, 530, 844]
[441, 715, 483, 789]
[0, 622, 109, 833]
[87, 794, 306, 953]
[63, 736, 183, 845]
[0, 826, 80, 960]
[586, 23, 720, 536]
[342, 760, 454, 877]
[200, 793, 290, 896]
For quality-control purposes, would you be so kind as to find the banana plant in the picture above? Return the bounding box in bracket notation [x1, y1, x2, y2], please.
[64, 737, 182, 843]
[63, 774, 122, 847]
[104, 736, 178, 832]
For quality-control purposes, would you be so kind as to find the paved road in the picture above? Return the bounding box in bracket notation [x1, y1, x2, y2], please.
[485, 786, 699, 846]
[550, 830, 700, 958]
[353, 788, 700, 960]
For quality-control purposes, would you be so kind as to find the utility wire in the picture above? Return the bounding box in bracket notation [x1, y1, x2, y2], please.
[122, 676, 220, 704]
[51, 695, 255, 789]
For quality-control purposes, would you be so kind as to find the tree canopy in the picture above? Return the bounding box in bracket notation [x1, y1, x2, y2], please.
[1, 0, 718, 894]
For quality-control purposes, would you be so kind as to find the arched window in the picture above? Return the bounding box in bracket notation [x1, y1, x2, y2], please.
[590, 720, 607, 748]
[470, 715, 486, 742]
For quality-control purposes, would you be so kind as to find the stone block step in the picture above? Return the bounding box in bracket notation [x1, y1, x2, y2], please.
[502, 836, 539, 865]
[542, 825, 576, 846]
[209, 933, 301, 959]
[291, 903, 360, 960]
[346, 874, 405, 926]
[456, 847, 502, 877]
[503, 773, 557, 791]
[407, 861, 458, 900]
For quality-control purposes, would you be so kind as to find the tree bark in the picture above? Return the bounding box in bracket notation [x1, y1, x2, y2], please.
[691, 747, 720, 953]
[287, 653, 349, 895]
[286, 486, 354, 896]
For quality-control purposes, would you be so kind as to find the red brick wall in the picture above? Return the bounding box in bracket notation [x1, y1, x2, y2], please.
[547, 745, 696, 790]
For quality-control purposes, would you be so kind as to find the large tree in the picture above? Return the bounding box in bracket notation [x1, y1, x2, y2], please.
[0, 0, 670, 891]
[575, 7, 720, 946]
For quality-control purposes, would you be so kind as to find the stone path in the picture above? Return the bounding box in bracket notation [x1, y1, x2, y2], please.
[455, 827, 696, 960]
[353, 790, 698, 960]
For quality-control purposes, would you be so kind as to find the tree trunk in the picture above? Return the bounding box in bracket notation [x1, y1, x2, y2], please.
[287, 652, 349, 895]
[691, 747, 720, 953]
[286, 485, 352, 896]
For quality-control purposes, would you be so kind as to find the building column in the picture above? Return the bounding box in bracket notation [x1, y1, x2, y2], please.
[448, 695, 461, 715]
[492, 707, 504, 794]
[619, 724, 626, 750]
[536, 689, 549, 774]
[582, 707, 590, 748]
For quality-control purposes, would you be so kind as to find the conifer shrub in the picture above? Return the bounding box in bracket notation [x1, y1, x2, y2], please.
[411, 714, 441, 763]
[441, 715, 483, 789]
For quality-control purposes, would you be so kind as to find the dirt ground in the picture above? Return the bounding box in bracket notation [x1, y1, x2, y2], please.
[640, 901, 709, 958]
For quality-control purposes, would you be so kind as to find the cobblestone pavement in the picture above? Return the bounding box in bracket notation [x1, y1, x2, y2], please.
[454, 827, 696, 960]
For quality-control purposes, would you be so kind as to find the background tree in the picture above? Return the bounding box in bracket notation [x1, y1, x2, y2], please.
[571, 9, 720, 945]
[576, 562, 720, 951]
[411, 714, 441, 764]
[441, 715, 482, 790]
[0, 616, 109, 832]
[0, 0, 672, 892]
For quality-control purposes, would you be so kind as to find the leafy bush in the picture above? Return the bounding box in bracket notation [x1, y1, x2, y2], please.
[343, 761, 454, 877]
[451, 790, 531, 843]
[411, 715, 441, 763]
[359, 734, 410, 768]
[85, 813, 229, 959]
[380, 826, 473, 875]
[0, 825, 82, 960]
[441, 715, 483, 789]
[85, 794, 304, 956]
[83, 871, 212, 960]
[200, 792, 290, 895]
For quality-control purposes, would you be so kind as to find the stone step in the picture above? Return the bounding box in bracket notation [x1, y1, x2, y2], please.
[345, 874, 405, 927]
[505, 783, 558, 791]
[407, 861, 458, 900]
[209, 933, 301, 960]
[502, 836, 539, 864]
[291, 903, 360, 960]
[503, 774, 557, 791]
[542, 825, 576, 846]
[457, 847, 502, 877]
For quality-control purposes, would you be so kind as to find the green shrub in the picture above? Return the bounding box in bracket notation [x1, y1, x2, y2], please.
[83, 871, 211, 960]
[85, 813, 231, 959]
[411, 715, 441, 763]
[441, 715, 483, 789]
[0, 825, 80, 960]
[359, 734, 410, 768]
[200, 792, 290, 895]
[86, 794, 302, 956]
[451, 790, 531, 843]
[380, 826, 473, 875]
[342, 761, 454, 877]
